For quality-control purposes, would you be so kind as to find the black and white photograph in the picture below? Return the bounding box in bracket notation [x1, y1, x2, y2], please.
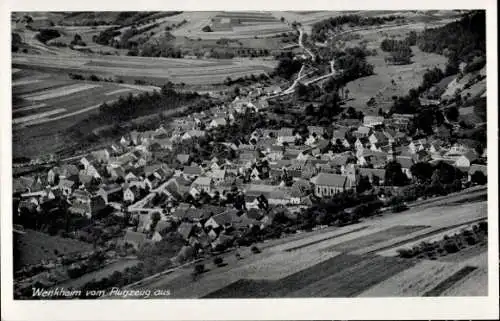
[1, 2, 498, 320]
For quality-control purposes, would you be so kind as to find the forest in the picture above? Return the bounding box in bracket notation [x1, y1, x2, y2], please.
[416, 10, 485, 74]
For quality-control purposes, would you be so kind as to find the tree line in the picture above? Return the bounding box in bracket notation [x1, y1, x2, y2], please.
[311, 14, 405, 42]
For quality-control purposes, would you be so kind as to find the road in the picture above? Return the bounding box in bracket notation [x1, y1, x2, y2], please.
[298, 28, 315, 61]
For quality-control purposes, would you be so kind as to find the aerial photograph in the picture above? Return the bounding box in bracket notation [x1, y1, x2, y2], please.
[11, 10, 487, 299]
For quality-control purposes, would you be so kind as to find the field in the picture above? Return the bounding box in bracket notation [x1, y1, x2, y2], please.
[57, 259, 140, 290]
[12, 54, 277, 85]
[339, 23, 449, 114]
[14, 229, 93, 268]
[12, 71, 150, 127]
[11, 67, 159, 159]
[120, 198, 487, 299]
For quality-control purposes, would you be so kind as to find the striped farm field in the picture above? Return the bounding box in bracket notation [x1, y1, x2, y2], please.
[21, 83, 101, 101]
[13, 54, 277, 85]
[12, 69, 156, 128]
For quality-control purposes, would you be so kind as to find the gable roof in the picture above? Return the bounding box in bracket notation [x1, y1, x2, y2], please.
[177, 222, 194, 240]
[183, 166, 202, 175]
[396, 156, 414, 169]
[468, 164, 487, 175]
[310, 173, 349, 188]
[192, 176, 212, 186]
[176, 154, 190, 164]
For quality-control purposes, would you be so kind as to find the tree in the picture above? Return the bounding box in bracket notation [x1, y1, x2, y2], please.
[385, 161, 409, 186]
[410, 162, 434, 183]
[356, 175, 372, 193]
[213, 257, 224, 266]
[446, 106, 459, 122]
[202, 25, 212, 32]
[296, 82, 308, 97]
[471, 171, 487, 185]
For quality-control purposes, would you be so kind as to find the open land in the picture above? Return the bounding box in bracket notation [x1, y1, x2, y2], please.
[117, 195, 487, 299]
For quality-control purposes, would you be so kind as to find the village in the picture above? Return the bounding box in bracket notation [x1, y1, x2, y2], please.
[10, 10, 489, 299]
[13, 77, 487, 297]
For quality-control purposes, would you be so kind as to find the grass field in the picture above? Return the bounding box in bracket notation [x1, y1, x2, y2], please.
[14, 230, 93, 268]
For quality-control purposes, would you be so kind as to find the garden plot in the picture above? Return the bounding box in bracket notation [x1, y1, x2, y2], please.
[358, 260, 467, 297]
[21, 83, 101, 101]
[105, 88, 131, 96]
[440, 267, 487, 296]
[324, 225, 429, 253]
[287, 255, 416, 297]
[233, 249, 342, 280]
[13, 108, 67, 124]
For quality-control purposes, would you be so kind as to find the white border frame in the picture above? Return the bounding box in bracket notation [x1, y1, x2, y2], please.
[1, 1, 498, 320]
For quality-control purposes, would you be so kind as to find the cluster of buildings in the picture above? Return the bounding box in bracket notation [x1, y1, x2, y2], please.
[13, 94, 488, 254]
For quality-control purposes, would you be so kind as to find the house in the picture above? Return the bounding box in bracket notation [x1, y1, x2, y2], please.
[97, 184, 123, 204]
[396, 156, 415, 179]
[358, 168, 386, 185]
[176, 154, 190, 165]
[183, 166, 202, 179]
[354, 126, 371, 138]
[91, 148, 112, 163]
[181, 130, 206, 141]
[409, 139, 428, 154]
[47, 164, 79, 184]
[468, 164, 487, 181]
[58, 178, 76, 196]
[363, 115, 384, 127]
[191, 176, 213, 194]
[266, 145, 284, 161]
[80, 155, 96, 169]
[208, 169, 226, 185]
[390, 113, 415, 129]
[122, 230, 148, 250]
[310, 173, 354, 197]
[455, 151, 478, 168]
[277, 135, 297, 146]
[369, 132, 389, 146]
[208, 118, 227, 129]
[177, 222, 195, 241]
[123, 185, 142, 203]
[204, 209, 239, 230]
[307, 126, 325, 137]
[69, 194, 106, 218]
[355, 137, 370, 152]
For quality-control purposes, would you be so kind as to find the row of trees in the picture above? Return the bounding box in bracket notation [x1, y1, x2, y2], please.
[97, 84, 205, 123]
[311, 14, 405, 42]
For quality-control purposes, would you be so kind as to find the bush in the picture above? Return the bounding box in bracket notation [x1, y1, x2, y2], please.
[250, 246, 261, 254]
[443, 241, 459, 254]
[213, 257, 223, 266]
[193, 264, 205, 275]
[397, 248, 414, 258]
[391, 203, 409, 213]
